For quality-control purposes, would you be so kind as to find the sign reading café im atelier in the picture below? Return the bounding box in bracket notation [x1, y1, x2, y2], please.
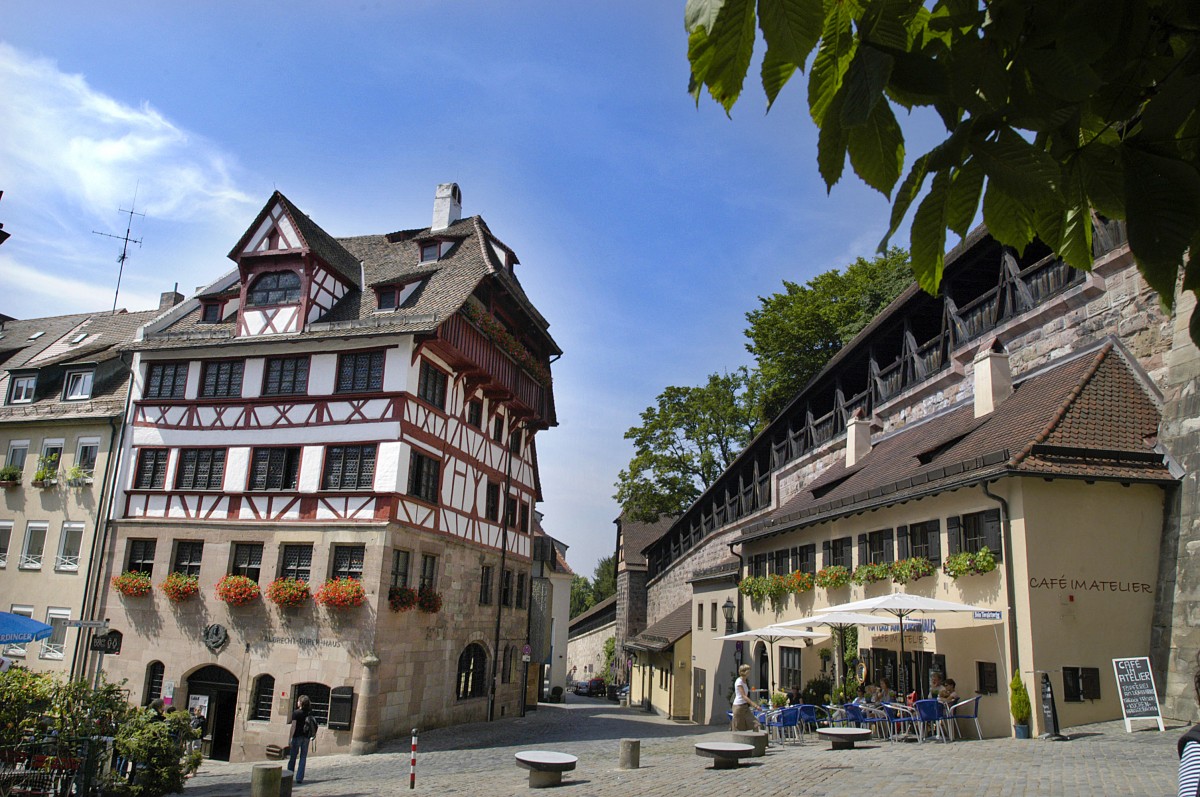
[1028, 575, 1152, 593]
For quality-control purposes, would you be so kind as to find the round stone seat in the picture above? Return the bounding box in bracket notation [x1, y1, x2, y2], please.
[816, 727, 873, 750]
[695, 742, 755, 769]
[515, 750, 578, 788]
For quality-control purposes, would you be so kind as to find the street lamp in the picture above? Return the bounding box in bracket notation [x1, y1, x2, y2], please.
[722, 598, 736, 635]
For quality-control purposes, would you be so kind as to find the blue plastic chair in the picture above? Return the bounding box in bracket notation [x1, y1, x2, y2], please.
[842, 703, 888, 738]
[881, 703, 915, 741]
[912, 699, 951, 742]
[948, 695, 983, 740]
[797, 704, 829, 739]
[765, 706, 801, 745]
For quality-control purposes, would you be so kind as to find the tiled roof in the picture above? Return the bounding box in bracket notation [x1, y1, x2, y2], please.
[625, 602, 693, 652]
[277, 193, 363, 289]
[742, 341, 1172, 544]
[620, 514, 676, 567]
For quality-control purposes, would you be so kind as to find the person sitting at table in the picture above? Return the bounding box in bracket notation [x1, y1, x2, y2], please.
[876, 677, 895, 703]
[786, 685, 801, 706]
[940, 679, 959, 703]
[928, 672, 945, 700]
[851, 685, 869, 704]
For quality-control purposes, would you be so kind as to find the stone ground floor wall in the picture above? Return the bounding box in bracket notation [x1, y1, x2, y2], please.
[95, 519, 530, 762]
[566, 621, 614, 684]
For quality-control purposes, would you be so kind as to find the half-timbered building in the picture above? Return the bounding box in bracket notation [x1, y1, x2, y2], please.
[96, 184, 560, 761]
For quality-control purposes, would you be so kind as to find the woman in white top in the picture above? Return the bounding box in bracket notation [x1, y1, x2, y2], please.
[731, 663, 761, 731]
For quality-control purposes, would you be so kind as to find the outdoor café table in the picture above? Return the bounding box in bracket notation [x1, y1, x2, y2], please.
[816, 727, 873, 750]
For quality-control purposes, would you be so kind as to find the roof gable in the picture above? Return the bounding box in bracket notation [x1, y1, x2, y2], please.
[229, 192, 361, 289]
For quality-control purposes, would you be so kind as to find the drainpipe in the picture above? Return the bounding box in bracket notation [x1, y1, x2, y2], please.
[488, 422, 521, 721]
[982, 481, 1021, 683]
[727, 541, 745, 636]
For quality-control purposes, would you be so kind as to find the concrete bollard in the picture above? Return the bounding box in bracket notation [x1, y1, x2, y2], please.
[619, 738, 641, 769]
[731, 730, 768, 756]
[280, 769, 294, 797]
[251, 763, 282, 797]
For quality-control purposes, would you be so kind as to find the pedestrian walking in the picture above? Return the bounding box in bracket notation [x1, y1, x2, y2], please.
[288, 695, 313, 784]
[731, 664, 761, 731]
[1178, 655, 1200, 796]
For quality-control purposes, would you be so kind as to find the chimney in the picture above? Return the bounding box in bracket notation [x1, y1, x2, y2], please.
[845, 409, 872, 467]
[431, 183, 462, 231]
[158, 290, 184, 311]
[974, 339, 1013, 418]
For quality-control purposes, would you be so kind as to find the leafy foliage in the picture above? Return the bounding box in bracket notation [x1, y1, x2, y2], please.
[0, 669, 130, 748]
[267, 577, 311, 608]
[417, 586, 442, 613]
[891, 556, 935, 584]
[105, 708, 202, 796]
[112, 570, 153, 598]
[569, 557, 618, 619]
[214, 574, 260, 606]
[1010, 669, 1032, 724]
[942, 547, 997, 579]
[802, 676, 833, 706]
[0, 464, 21, 483]
[685, 0, 1200, 346]
[388, 585, 417, 612]
[615, 366, 761, 522]
[569, 575, 595, 618]
[851, 560, 893, 585]
[814, 565, 851, 589]
[160, 572, 199, 603]
[745, 248, 913, 418]
[314, 577, 366, 609]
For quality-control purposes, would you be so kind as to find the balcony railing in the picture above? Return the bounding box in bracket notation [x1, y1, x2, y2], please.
[439, 313, 551, 422]
[55, 555, 80, 571]
[19, 554, 42, 570]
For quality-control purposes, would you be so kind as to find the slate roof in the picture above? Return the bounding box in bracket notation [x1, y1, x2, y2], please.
[741, 340, 1172, 544]
[625, 602, 693, 652]
[619, 514, 676, 568]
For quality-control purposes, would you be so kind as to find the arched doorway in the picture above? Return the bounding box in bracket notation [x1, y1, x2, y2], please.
[186, 665, 239, 761]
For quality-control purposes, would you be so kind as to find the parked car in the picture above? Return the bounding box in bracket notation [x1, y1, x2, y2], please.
[572, 680, 591, 695]
[581, 678, 605, 696]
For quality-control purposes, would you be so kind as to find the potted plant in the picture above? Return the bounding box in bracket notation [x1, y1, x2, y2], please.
[65, 465, 92, 487]
[851, 560, 893, 585]
[815, 565, 851, 589]
[215, 574, 261, 606]
[891, 556, 936, 584]
[314, 577, 366, 609]
[770, 690, 788, 708]
[266, 577, 311, 608]
[0, 464, 21, 487]
[31, 454, 59, 487]
[112, 570, 153, 597]
[1010, 670, 1032, 738]
[160, 572, 200, 603]
[388, 585, 418, 612]
[417, 586, 442, 613]
[942, 547, 998, 579]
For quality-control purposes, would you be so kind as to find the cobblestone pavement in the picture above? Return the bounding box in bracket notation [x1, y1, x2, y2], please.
[183, 695, 1180, 796]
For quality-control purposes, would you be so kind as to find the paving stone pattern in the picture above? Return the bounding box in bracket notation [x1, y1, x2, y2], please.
[183, 696, 1180, 796]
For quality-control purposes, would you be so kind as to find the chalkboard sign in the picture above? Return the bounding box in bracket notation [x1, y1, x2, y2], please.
[1112, 657, 1164, 732]
[90, 629, 122, 655]
[1039, 673, 1064, 739]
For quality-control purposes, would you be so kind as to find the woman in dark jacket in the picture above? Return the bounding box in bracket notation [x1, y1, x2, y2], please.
[287, 695, 312, 784]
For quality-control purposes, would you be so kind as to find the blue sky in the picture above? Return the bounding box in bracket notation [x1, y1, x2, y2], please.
[0, 2, 941, 578]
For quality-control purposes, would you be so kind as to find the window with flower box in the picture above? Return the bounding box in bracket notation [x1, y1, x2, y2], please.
[899, 520, 941, 563]
[134, 449, 169, 489]
[75, 438, 99, 476]
[391, 549, 410, 589]
[200, 360, 244, 398]
[281, 544, 312, 582]
[823, 537, 851, 569]
[790, 544, 816, 574]
[173, 541, 204, 578]
[332, 545, 364, 580]
[262, 356, 310, 396]
[322, 445, 376, 490]
[248, 448, 300, 491]
[145, 362, 188, 399]
[176, 449, 226, 491]
[859, 529, 894, 565]
[419, 554, 438, 590]
[232, 543, 263, 582]
[947, 509, 1003, 561]
[336, 351, 384, 393]
[127, 539, 156, 575]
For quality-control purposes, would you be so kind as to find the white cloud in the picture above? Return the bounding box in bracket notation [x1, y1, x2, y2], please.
[0, 254, 159, 315]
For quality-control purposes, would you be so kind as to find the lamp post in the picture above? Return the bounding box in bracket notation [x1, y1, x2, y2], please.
[722, 598, 736, 635]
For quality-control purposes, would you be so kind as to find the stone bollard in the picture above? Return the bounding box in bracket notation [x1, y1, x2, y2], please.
[731, 730, 768, 757]
[619, 738, 641, 769]
[280, 769, 294, 797]
[250, 763, 282, 797]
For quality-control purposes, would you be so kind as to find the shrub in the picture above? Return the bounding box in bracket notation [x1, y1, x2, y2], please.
[266, 577, 311, 608]
[801, 676, 833, 706]
[214, 574, 261, 606]
[851, 561, 893, 585]
[104, 707, 202, 796]
[0, 464, 21, 483]
[0, 669, 130, 749]
[159, 572, 199, 603]
[891, 557, 936, 584]
[113, 571, 153, 597]
[770, 690, 788, 708]
[942, 547, 998, 579]
[814, 565, 851, 589]
[1010, 670, 1031, 725]
[388, 586, 418, 612]
[417, 586, 442, 613]
[314, 577, 366, 609]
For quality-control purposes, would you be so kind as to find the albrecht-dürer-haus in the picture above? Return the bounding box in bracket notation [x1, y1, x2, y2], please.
[82, 184, 561, 761]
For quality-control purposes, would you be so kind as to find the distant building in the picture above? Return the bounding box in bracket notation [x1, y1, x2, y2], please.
[95, 184, 561, 761]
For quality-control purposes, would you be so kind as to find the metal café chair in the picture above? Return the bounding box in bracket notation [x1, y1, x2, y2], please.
[882, 702, 917, 741]
[912, 699, 952, 743]
[765, 706, 801, 745]
[842, 703, 888, 739]
[948, 695, 983, 740]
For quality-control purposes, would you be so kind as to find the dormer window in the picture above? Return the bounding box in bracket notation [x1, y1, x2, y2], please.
[200, 302, 223, 323]
[375, 280, 423, 311]
[8, 375, 36, 404]
[246, 271, 301, 306]
[63, 370, 94, 401]
[420, 242, 440, 263]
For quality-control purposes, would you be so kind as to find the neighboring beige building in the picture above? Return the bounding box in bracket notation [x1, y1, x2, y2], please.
[95, 185, 561, 762]
[626, 603, 692, 719]
[0, 306, 162, 674]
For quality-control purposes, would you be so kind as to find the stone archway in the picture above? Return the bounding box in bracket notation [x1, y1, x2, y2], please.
[186, 665, 239, 761]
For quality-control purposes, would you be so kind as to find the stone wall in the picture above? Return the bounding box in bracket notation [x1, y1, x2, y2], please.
[614, 568, 646, 656]
[566, 621, 614, 682]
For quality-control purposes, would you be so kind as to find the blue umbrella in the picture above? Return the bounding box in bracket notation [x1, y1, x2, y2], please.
[0, 612, 53, 645]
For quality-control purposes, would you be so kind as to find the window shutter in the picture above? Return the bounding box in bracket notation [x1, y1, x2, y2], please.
[946, 516, 961, 555]
[928, 522, 942, 563]
[1081, 667, 1101, 700]
[857, 534, 868, 568]
[896, 525, 909, 560]
[1063, 668, 1082, 702]
[983, 508, 1003, 562]
[822, 540, 832, 568]
[884, 530, 895, 562]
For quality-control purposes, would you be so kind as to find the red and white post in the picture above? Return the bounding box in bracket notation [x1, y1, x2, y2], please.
[409, 727, 418, 789]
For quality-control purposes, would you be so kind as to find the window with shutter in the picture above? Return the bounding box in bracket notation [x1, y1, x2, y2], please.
[866, 529, 892, 564]
[945, 516, 962, 555]
[896, 525, 910, 559]
[982, 508, 1003, 562]
[772, 549, 789, 575]
[1063, 667, 1083, 702]
[829, 537, 851, 568]
[822, 540, 832, 568]
[1080, 667, 1101, 700]
[858, 534, 868, 568]
[751, 553, 768, 578]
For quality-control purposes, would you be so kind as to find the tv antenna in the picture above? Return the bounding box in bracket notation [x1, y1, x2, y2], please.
[93, 186, 145, 313]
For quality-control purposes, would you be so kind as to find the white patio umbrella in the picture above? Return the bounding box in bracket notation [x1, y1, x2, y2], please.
[774, 611, 890, 692]
[715, 625, 828, 696]
[818, 592, 998, 696]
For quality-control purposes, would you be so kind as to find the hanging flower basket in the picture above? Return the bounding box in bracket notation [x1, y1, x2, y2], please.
[786, 570, 815, 594]
[814, 565, 852, 590]
[314, 578, 366, 609]
[112, 570, 153, 597]
[417, 586, 442, 613]
[942, 547, 998, 579]
[891, 557, 936, 584]
[160, 572, 200, 602]
[851, 561, 894, 585]
[388, 586, 418, 612]
[266, 577, 311, 608]
[215, 574, 261, 606]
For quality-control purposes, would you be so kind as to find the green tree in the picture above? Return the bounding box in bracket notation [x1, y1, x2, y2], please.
[570, 574, 595, 618]
[591, 555, 617, 604]
[615, 366, 761, 522]
[746, 247, 912, 417]
[684, 0, 1200, 344]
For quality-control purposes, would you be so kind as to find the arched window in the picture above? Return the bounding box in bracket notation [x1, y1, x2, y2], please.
[456, 643, 488, 700]
[144, 661, 164, 705]
[251, 674, 275, 721]
[292, 682, 331, 726]
[246, 271, 301, 306]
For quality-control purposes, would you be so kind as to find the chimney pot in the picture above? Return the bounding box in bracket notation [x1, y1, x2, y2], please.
[431, 183, 462, 232]
[159, 291, 184, 311]
[974, 339, 1013, 418]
